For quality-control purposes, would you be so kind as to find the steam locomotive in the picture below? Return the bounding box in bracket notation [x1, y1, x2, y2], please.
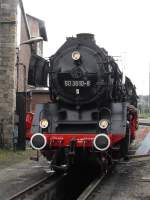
[27, 33, 138, 171]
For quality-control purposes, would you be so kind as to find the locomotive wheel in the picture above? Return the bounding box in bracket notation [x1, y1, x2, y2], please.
[120, 124, 130, 160]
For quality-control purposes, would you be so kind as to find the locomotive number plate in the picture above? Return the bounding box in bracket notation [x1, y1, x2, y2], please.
[64, 80, 91, 87]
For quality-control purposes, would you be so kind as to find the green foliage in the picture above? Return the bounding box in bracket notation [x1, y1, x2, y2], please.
[0, 149, 36, 169]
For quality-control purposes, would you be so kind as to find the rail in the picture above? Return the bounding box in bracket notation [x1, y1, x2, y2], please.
[8, 174, 62, 200]
[138, 119, 150, 126]
[77, 173, 106, 200]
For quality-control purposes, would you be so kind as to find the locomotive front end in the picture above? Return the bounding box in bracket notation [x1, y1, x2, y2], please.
[27, 33, 136, 172]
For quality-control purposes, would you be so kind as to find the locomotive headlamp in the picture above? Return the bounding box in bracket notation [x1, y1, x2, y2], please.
[40, 119, 49, 129]
[99, 119, 109, 129]
[72, 51, 80, 60]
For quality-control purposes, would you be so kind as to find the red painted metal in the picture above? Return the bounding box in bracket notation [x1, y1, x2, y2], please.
[45, 133, 95, 147]
[26, 132, 124, 148]
[109, 133, 124, 144]
[26, 112, 34, 129]
[26, 130, 32, 140]
[130, 116, 138, 140]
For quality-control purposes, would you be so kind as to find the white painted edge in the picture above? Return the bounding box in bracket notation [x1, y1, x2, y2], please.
[30, 133, 47, 150]
[93, 133, 110, 151]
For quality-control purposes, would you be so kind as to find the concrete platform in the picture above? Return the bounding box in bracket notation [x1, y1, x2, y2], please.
[136, 131, 150, 155]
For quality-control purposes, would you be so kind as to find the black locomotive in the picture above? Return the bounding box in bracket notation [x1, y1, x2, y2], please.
[27, 33, 138, 171]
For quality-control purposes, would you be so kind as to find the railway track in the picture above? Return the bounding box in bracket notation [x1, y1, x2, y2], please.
[8, 173, 62, 200]
[77, 174, 106, 200]
[8, 158, 149, 200]
[139, 122, 150, 126]
[7, 165, 105, 200]
[8, 127, 150, 200]
[77, 156, 150, 200]
[77, 152, 150, 200]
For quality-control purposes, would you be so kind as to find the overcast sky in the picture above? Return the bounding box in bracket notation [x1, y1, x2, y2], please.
[23, 0, 150, 95]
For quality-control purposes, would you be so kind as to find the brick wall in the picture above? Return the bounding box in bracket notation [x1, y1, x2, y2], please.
[0, 0, 18, 148]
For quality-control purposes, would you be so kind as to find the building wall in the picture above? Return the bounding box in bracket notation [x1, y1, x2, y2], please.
[27, 92, 50, 112]
[0, 0, 18, 147]
[0, 1, 47, 148]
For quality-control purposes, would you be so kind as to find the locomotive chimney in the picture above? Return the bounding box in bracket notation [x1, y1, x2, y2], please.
[76, 33, 95, 43]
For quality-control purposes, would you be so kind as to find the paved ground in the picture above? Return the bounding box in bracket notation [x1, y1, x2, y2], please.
[88, 156, 150, 200]
[0, 156, 51, 200]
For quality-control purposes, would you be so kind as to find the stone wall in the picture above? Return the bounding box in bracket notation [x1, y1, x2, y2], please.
[0, 0, 18, 148]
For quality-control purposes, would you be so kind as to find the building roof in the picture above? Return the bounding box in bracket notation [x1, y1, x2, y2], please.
[27, 88, 49, 94]
[26, 14, 48, 41]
